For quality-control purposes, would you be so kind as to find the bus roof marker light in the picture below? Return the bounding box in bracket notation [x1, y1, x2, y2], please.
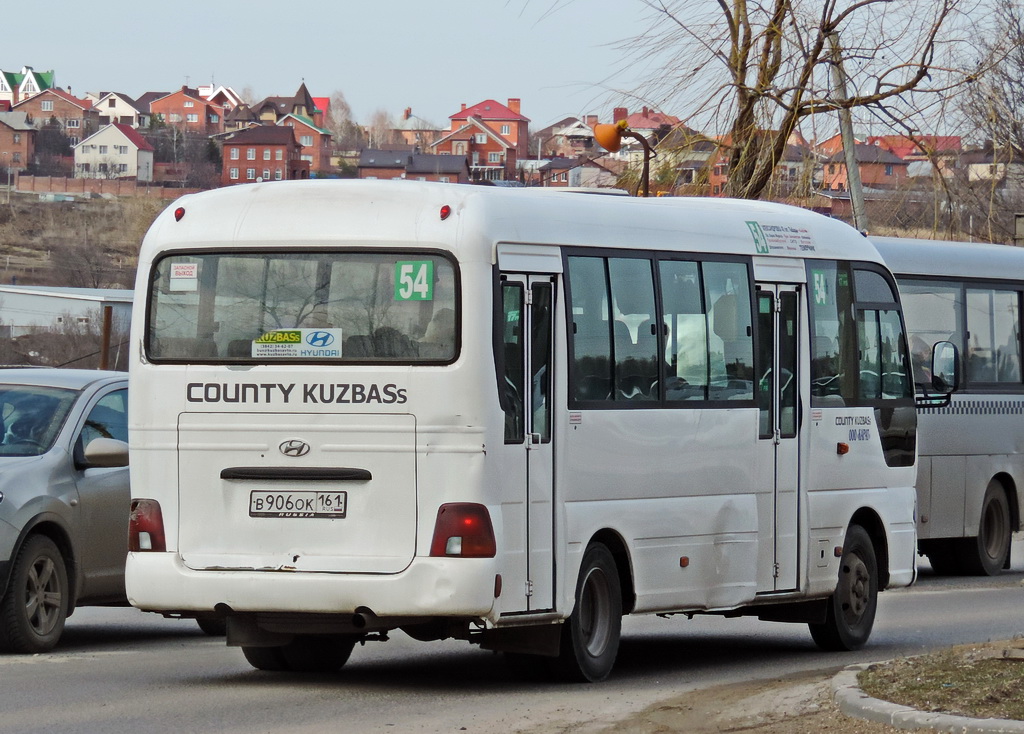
[439, 204, 452, 221]
[174, 207, 186, 222]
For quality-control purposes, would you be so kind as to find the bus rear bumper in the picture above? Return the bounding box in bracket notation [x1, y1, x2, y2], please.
[125, 552, 499, 623]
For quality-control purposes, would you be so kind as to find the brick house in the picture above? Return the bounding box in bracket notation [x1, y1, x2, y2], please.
[13, 88, 98, 145]
[822, 143, 908, 191]
[74, 123, 155, 181]
[0, 111, 35, 173]
[430, 98, 529, 181]
[221, 125, 309, 186]
[255, 83, 324, 127]
[0, 66, 55, 106]
[393, 108, 444, 148]
[278, 113, 332, 175]
[150, 86, 225, 135]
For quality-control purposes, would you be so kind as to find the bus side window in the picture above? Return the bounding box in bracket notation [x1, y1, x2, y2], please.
[660, 260, 706, 401]
[568, 257, 612, 402]
[703, 262, 754, 401]
[608, 257, 658, 401]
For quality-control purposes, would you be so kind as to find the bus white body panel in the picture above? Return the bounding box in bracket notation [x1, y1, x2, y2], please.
[126, 182, 917, 677]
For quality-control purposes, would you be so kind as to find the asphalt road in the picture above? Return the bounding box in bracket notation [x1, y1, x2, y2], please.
[1, 544, 1022, 734]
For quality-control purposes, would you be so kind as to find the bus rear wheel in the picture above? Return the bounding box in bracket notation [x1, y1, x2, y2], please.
[551, 542, 622, 682]
[961, 480, 1011, 576]
[809, 525, 877, 652]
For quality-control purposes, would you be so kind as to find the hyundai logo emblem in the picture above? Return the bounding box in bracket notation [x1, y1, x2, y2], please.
[306, 331, 335, 347]
[279, 439, 311, 457]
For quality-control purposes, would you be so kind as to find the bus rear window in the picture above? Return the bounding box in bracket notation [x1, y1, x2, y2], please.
[147, 251, 458, 363]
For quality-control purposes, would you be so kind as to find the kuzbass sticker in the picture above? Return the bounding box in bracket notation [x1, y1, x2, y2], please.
[252, 329, 343, 358]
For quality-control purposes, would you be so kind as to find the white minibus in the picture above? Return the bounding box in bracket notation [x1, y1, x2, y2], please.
[126, 181, 924, 681]
[873, 236, 1021, 575]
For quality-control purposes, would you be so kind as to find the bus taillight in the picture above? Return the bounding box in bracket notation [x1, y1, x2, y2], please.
[430, 503, 496, 558]
[129, 499, 167, 552]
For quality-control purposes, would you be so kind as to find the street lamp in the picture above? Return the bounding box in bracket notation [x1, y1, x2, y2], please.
[593, 120, 656, 197]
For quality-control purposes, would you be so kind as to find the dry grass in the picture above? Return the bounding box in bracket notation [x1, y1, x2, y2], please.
[859, 639, 1024, 721]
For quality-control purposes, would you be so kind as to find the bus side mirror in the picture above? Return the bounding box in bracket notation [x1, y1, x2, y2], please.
[930, 340, 960, 395]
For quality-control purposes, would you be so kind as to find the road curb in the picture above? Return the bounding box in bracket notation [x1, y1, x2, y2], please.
[832, 663, 1024, 733]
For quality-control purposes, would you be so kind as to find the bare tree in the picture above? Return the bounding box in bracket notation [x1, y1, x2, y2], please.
[610, 0, 999, 199]
[366, 109, 402, 149]
[325, 90, 367, 150]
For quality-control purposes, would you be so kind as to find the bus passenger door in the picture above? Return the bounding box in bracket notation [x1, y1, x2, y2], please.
[756, 284, 800, 592]
[501, 274, 555, 611]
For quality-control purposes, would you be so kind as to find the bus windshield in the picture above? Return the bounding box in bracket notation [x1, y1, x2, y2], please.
[146, 251, 458, 363]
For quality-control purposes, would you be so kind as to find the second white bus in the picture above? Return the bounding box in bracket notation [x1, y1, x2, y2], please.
[126, 181, 924, 681]
[873, 236, 1022, 576]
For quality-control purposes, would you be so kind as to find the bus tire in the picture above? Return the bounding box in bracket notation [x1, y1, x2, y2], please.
[242, 645, 289, 671]
[0, 535, 69, 654]
[280, 634, 357, 673]
[962, 480, 1011, 576]
[809, 525, 877, 652]
[552, 542, 622, 682]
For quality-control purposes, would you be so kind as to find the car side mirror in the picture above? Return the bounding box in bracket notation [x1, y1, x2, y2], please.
[83, 437, 129, 468]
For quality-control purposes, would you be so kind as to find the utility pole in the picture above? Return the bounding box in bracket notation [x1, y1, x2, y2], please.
[829, 33, 868, 233]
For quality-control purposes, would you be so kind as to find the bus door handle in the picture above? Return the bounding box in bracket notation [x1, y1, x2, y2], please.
[220, 467, 372, 481]
[528, 432, 542, 445]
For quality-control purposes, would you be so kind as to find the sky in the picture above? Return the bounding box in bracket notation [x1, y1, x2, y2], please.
[4, 0, 655, 131]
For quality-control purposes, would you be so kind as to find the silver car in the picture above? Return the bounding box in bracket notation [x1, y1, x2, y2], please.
[0, 368, 130, 653]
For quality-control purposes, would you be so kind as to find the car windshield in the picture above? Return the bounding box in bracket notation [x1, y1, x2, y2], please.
[0, 385, 79, 457]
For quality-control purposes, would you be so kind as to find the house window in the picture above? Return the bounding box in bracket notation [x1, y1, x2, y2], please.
[184, 100, 194, 108]
[300, 135, 313, 146]
[829, 163, 836, 174]
[210, 113, 219, 123]
[66, 119, 80, 128]
[275, 150, 283, 160]
[118, 163, 128, 173]
[77, 317, 90, 325]
[262, 169, 270, 180]
[475, 133, 486, 144]
[263, 149, 271, 160]
[186, 114, 199, 123]
[247, 148, 256, 160]
[560, 172, 567, 181]
[229, 167, 239, 180]
[42, 100, 53, 111]
[108, 99, 116, 108]
[440, 176, 450, 183]
[13, 133, 20, 144]
[99, 145, 108, 154]
[885, 164, 894, 176]
[69, 136, 79, 145]
[115, 145, 128, 155]
[230, 148, 239, 160]
[169, 113, 182, 122]
[488, 152, 501, 163]
[455, 143, 465, 155]
[98, 163, 108, 173]
[246, 168, 256, 180]
[275, 168, 283, 180]
[12, 153, 20, 163]
[501, 124, 510, 135]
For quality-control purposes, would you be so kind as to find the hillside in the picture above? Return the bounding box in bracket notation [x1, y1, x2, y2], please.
[0, 192, 166, 289]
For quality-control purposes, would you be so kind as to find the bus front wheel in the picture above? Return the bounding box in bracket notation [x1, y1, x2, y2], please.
[809, 525, 877, 652]
[552, 542, 622, 682]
